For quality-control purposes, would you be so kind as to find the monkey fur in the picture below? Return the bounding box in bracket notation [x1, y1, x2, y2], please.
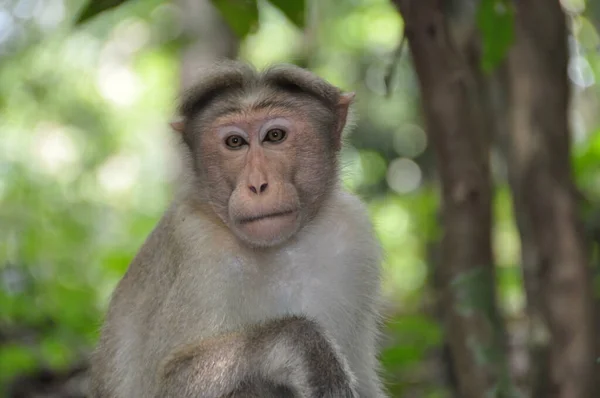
[90, 61, 387, 398]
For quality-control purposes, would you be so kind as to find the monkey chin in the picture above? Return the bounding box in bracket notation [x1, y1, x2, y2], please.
[232, 210, 300, 248]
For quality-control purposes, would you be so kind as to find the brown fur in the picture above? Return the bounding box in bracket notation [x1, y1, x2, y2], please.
[90, 60, 386, 398]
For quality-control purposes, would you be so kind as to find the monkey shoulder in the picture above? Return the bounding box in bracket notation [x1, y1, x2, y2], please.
[126, 201, 231, 270]
[100, 203, 211, 324]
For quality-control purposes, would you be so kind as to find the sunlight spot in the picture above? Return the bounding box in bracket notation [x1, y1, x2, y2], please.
[393, 124, 427, 158]
[363, 6, 402, 50]
[385, 256, 427, 296]
[568, 55, 594, 88]
[372, 199, 410, 241]
[386, 158, 422, 194]
[97, 64, 141, 107]
[111, 18, 150, 55]
[33, 123, 79, 176]
[559, 0, 585, 13]
[97, 153, 140, 194]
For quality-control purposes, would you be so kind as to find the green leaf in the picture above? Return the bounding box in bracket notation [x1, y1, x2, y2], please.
[476, 0, 515, 73]
[40, 336, 72, 369]
[210, 0, 260, 39]
[0, 344, 37, 383]
[585, 0, 600, 36]
[268, 0, 306, 28]
[380, 344, 423, 369]
[385, 315, 443, 349]
[381, 315, 443, 371]
[75, 0, 132, 25]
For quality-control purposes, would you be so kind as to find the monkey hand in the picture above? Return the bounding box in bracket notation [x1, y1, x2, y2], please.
[156, 316, 358, 398]
[252, 316, 359, 398]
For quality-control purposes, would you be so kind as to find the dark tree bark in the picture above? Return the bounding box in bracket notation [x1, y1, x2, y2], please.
[391, 1, 514, 397]
[486, 57, 536, 397]
[504, 2, 596, 397]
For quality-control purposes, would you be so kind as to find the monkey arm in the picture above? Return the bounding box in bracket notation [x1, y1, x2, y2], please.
[155, 315, 358, 398]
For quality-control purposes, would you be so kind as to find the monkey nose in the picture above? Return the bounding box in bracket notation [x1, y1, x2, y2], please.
[249, 182, 268, 195]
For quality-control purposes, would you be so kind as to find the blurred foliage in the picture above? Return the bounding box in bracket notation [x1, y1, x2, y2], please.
[75, 0, 129, 24]
[0, 0, 599, 396]
[209, 0, 260, 38]
[477, 0, 514, 73]
[77, 0, 306, 39]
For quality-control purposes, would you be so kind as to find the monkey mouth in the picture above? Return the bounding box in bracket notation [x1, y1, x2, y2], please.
[237, 209, 296, 225]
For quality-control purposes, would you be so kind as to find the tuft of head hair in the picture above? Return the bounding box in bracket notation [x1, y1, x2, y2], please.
[179, 60, 257, 119]
[176, 60, 356, 150]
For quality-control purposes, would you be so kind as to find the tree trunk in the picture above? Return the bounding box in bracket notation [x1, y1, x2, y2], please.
[391, 1, 514, 397]
[505, 2, 596, 397]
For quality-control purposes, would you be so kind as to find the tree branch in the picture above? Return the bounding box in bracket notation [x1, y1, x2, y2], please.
[504, 1, 596, 397]
[391, 1, 515, 397]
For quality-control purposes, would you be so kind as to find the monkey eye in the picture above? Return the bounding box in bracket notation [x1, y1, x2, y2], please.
[263, 128, 287, 143]
[225, 135, 247, 149]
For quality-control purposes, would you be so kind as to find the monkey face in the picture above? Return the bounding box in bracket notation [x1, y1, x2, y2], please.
[172, 62, 355, 248]
[196, 107, 336, 248]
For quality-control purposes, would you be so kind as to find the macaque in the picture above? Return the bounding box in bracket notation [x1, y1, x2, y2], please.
[90, 60, 387, 398]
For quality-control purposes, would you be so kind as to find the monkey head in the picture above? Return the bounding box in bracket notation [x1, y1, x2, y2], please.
[172, 62, 354, 248]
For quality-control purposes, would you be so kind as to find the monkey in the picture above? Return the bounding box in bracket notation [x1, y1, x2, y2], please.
[89, 60, 387, 398]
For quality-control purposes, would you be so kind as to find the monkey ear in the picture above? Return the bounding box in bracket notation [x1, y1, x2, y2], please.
[334, 92, 355, 151]
[170, 118, 185, 133]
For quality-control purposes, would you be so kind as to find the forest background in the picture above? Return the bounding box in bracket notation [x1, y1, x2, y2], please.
[1, 0, 600, 397]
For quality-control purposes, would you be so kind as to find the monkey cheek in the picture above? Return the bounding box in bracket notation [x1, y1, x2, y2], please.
[234, 212, 299, 248]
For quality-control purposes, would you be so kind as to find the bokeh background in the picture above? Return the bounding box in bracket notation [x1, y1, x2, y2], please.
[1, 0, 599, 397]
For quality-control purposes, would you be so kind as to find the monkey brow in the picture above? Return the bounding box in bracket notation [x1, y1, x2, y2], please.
[206, 99, 290, 121]
[180, 83, 245, 119]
